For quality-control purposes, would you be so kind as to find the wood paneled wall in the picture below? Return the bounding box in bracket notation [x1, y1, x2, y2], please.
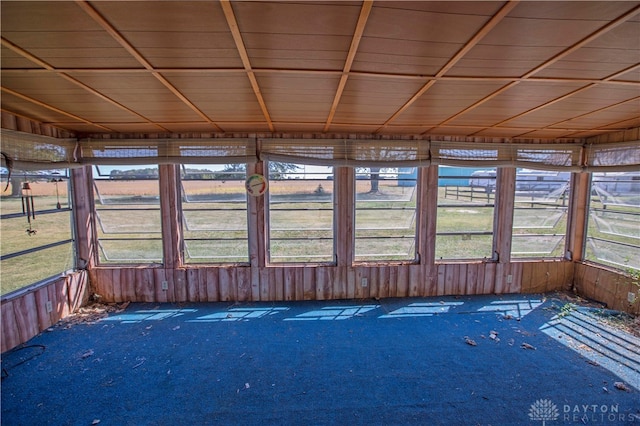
[574, 263, 640, 315]
[1, 271, 89, 353]
[88, 260, 573, 304]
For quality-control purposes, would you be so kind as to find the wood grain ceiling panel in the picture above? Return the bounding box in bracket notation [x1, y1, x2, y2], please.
[68, 73, 205, 123]
[0, 1, 96, 31]
[600, 116, 640, 129]
[473, 127, 537, 138]
[1, 74, 138, 123]
[256, 74, 339, 122]
[614, 66, 640, 82]
[157, 122, 227, 133]
[552, 102, 640, 130]
[332, 76, 426, 124]
[512, 129, 580, 139]
[243, 33, 351, 70]
[95, 123, 172, 133]
[0, 91, 92, 128]
[232, 1, 359, 70]
[429, 126, 487, 136]
[214, 122, 272, 133]
[2, 33, 140, 69]
[447, 2, 631, 78]
[324, 123, 380, 134]
[162, 74, 264, 123]
[270, 123, 327, 133]
[352, 2, 499, 75]
[445, 81, 586, 127]
[0, 1, 638, 140]
[1, 2, 140, 69]
[89, 1, 242, 69]
[0, 47, 42, 69]
[381, 125, 432, 135]
[505, 85, 640, 128]
[392, 80, 507, 126]
[534, 22, 640, 80]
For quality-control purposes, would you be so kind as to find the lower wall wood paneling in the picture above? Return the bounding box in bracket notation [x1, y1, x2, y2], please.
[1, 271, 89, 353]
[574, 263, 640, 315]
[88, 261, 576, 305]
[5, 260, 637, 353]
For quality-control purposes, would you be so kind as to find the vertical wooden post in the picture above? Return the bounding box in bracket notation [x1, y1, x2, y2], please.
[418, 165, 438, 295]
[71, 166, 96, 269]
[247, 161, 267, 268]
[335, 166, 355, 266]
[566, 172, 590, 262]
[159, 164, 182, 269]
[492, 167, 515, 264]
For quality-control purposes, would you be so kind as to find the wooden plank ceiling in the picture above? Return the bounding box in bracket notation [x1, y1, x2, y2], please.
[1, 1, 639, 139]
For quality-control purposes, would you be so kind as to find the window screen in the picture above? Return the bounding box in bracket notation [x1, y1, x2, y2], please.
[180, 164, 249, 263]
[436, 167, 496, 260]
[354, 167, 417, 262]
[93, 165, 162, 264]
[268, 163, 334, 263]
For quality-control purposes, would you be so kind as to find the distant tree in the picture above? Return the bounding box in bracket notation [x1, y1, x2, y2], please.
[221, 163, 299, 180]
[3, 170, 62, 196]
[369, 167, 381, 193]
[109, 168, 158, 179]
[356, 167, 396, 193]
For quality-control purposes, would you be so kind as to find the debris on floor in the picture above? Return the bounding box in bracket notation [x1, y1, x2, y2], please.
[614, 382, 631, 392]
[56, 302, 130, 329]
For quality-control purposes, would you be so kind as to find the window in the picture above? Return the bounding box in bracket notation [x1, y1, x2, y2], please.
[268, 162, 334, 263]
[511, 170, 570, 258]
[436, 166, 496, 260]
[180, 165, 248, 263]
[93, 165, 162, 264]
[0, 170, 74, 295]
[354, 167, 417, 262]
[585, 171, 640, 271]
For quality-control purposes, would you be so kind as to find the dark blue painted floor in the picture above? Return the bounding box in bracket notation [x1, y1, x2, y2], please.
[2, 294, 639, 425]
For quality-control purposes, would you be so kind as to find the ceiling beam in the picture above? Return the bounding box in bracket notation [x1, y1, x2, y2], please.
[75, 0, 223, 132]
[324, 0, 373, 132]
[3, 66, 638, 87]
[220, 0, 274, 132]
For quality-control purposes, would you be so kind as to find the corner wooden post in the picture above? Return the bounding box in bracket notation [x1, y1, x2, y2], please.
[71, 166, 97, 269]
[492, 167, 515, 264]
[566, 172, 590, 262]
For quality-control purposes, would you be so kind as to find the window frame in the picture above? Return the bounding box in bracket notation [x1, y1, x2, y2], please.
[91, 165, 164, 266]
[352, 167, 419, 264]
[266, 161, 336, 265]
[0, 169, 76, 298]
[435, 166, 498, 261]
[179, 164, 250, 265]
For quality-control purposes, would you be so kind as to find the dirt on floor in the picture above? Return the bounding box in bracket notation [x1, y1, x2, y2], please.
[551, 291, 640, 337]
[54, 301, 130, 329]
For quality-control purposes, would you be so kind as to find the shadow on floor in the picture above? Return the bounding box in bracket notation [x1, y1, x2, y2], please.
[2, 293, 639, 425]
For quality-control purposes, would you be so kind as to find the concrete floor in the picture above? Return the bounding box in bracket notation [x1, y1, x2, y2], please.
[2, 293, 639, 425]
